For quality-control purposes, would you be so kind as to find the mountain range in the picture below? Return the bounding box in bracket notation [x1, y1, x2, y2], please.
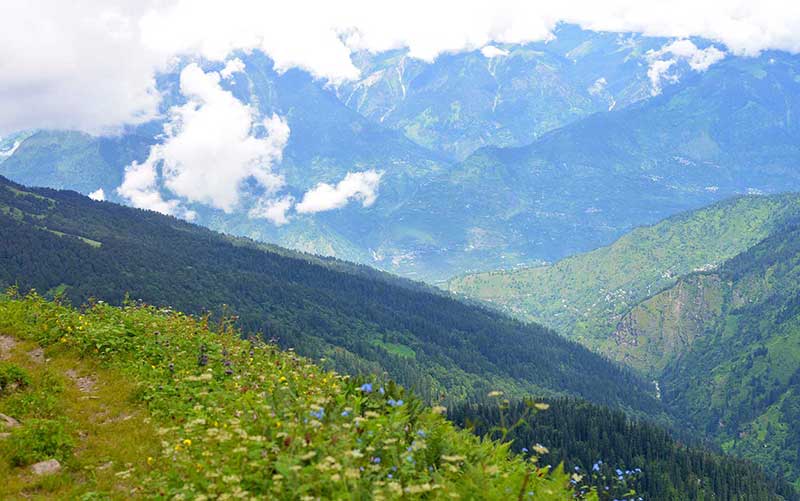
[3, 27, 799, 282]
[451, 192, 800, 486]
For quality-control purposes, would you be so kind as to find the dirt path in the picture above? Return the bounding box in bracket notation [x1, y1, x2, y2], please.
[0, 333, 159, 499]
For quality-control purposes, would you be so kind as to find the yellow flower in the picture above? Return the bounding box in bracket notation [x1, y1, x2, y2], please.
[147, 456, 154, 465]
[279, 376, 287, 383]
[533, 402, 550, 411]
[532, 443, 549, 455]
[183, 439, 192, 447]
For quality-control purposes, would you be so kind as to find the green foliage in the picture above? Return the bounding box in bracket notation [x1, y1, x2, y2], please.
[648, 220, 800, 486]
[450, 398, 798, 500]
[0, 175, 663, 418]
[0, 363, 31, 394]
[449, 193, 800, 357]
[0, 294, 586, 499]
[451, 196, 800, 488]
[6, 418, 75, 467]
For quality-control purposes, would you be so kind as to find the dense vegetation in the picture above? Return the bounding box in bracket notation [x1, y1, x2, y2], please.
[450, 398, 797, 500]
[628, 219, 800, 487]
[0, 293, 587, 499]
[448, 194, 800, 356]
[452, 194, 800, 488]
[0, 176, 663, 417]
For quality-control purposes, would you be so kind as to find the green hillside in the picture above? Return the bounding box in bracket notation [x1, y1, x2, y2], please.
[0, 175, 663, 417]
[450, 398, 797, 500]
[448, 194, 800, 353]
[620, 220, 800, 486]
[0, 293, 582, 499]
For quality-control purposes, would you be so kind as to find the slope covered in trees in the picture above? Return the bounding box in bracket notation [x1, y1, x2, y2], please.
[617, 219, 800, 486]
[449, 398, 797, 500]
[0, 175, 662, 416]
[448, 194, 800, 354]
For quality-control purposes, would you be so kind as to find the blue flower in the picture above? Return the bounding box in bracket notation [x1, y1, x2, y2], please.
[592, 463, 600, 472]
[360, 383, 373, 393]
[372, 457, 381, 464]
[310, 408, 325, 420]
[522, 447, 529, 453]
[379, 387, 385, 395]
[417, 430, 427, 437]
[341, 410, 350, 417]
[388, 398, 404, 407]
[615, 468, 623, 476]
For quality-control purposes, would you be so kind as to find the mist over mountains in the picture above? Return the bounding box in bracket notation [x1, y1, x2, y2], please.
[4, 26, 799, 281]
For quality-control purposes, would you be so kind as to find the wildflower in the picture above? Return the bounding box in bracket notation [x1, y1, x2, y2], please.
[183, 439, 192, 447]
[341, 410, 350, 417]
[379, 387, 385, 395]
[147, 456, 154, 465]
[592, 463, 600, 472]
[532, 443, 549, 455]
[387, 399, 404, 407]
[310, 408, 325, 420]
[371, 457, 381, 464]
[360, 383, 373, 393]
[487, 390, 503, 398]
[279, 376, 287, 383]
[521, 447, 529, 453]
[533, 402, 550, 410]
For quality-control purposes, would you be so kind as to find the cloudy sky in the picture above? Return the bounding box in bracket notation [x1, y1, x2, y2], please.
[3, 0, 799, 135]
[2, 0, 799, 221]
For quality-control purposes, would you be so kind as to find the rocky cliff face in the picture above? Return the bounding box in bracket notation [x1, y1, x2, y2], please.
[612, 274, 728, 377]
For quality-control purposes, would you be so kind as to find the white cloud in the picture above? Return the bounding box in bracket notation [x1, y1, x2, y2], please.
[2, 1, 800, 134]
[588, 77, 607, 95]
[481, 45, 510, 58]
[117, 63, 290, 215]
[220, 57, 246, 79]
[88, 188, 106, 201]
[296, 170, 383, 214]
[646, 39, 726, 95]
[116, 156, 195, 219]
[661, 39, 726, 71]
[249, 195, 295, 226]
[646, 58, 678, 95]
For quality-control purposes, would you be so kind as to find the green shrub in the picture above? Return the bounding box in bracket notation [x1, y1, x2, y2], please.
[0, 363, 30, 395]
[6, 418, 74, 466]
[3, 370, 63, 418]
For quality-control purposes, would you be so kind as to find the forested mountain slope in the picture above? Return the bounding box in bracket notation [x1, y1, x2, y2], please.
[0, 176, 662, 416]
[448, 194, 800, 351]
[450, 398, 797, 500]
[614, 219, 800, 486]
